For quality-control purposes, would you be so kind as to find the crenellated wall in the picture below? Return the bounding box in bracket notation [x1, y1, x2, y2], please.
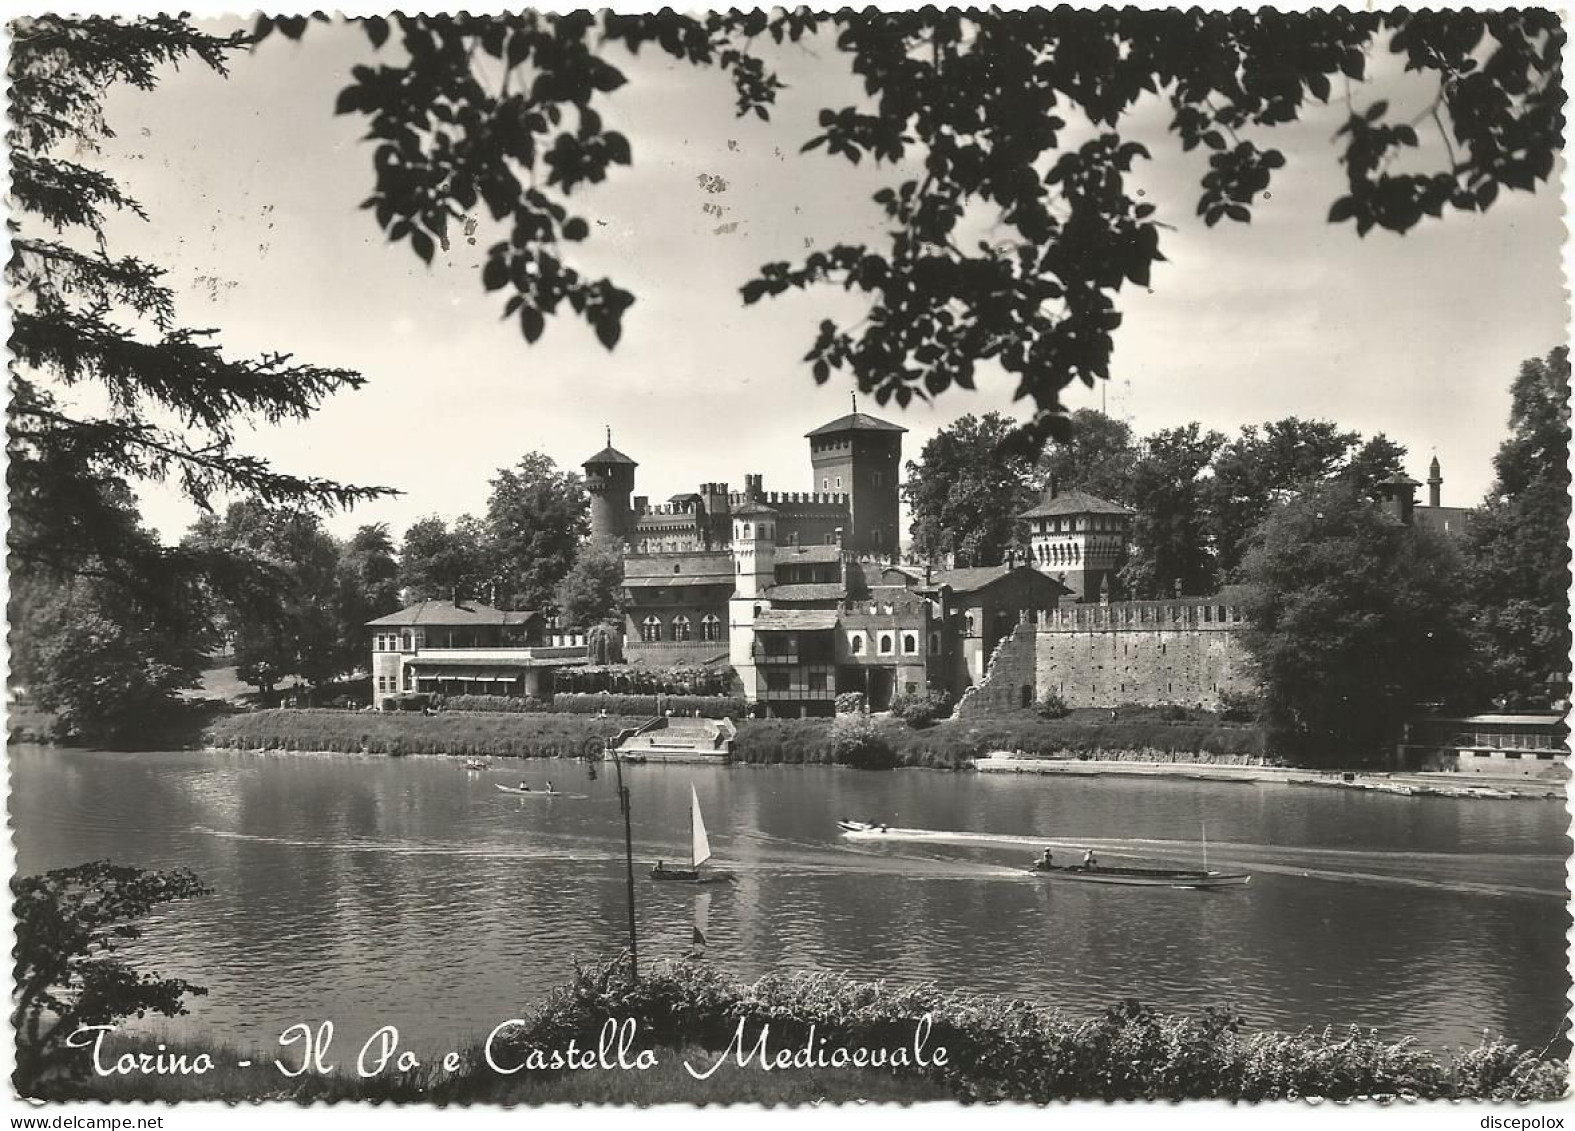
[1034, 600, 1256, 709]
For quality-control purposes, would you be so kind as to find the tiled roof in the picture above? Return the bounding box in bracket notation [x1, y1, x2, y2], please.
[774, 544, 845, 563]
[583, 445, 637, 466]
[623, 552, 733, 581]
[765, 583, 846, 602]
[1019, 489, 1134, 518]
[732, 500, 777, 517]
[1412, 506, 1472, 535]
[755, 609, 839, 631]
[805, 411, 907, 438]
[366, 601, 539, 628]
[624, 575, 736, 589]
[923, 565, 1071, 595]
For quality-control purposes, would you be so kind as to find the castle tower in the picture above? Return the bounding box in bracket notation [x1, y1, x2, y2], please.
[1377, 474, 1421, 526]
[1019, 486, 1134, 602]
[805, 397, 906, 557]
[728, 500, 777, 670]
[582, 428, 637, 543]
[1427, 454, 1443, 508]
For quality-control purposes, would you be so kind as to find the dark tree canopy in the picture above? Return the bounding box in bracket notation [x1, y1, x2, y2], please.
[1238, 480, 1473, 764]
[484, 452, 590, 611]
[12, 861, 210, 1092]
[8, 16, 391, 591]
[264, 9, 1562, 450]
[1120, 423, 1225, 599]
[398, 514, 491, 602]
[553, 535, 625, 629]
[1463, 347, 1572, 704]
[903, 411, 1036, 566]
[1036, 409, 1137, 503]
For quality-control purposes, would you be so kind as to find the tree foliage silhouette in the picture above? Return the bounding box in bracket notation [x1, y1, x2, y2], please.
[263, 9, 1562, 450]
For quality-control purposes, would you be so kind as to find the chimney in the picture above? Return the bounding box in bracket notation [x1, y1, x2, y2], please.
[633, 495, 648, 513]
[1048, 473, 1059, 499]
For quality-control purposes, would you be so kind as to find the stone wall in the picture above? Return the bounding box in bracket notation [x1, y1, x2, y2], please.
[1035, 601, 1256, 710]
[953, 619, 1039, 717]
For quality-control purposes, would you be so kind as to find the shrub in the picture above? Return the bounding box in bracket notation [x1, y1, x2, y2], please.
[834, 691, 867, 715]
[442, 695, 549, 714]
[1217, 689, 1264, 723]
[481, 958, 1568, 1104]
[1157, 703, 1194, 722]
[889, 688, 954, 729]
[829, 712, 896, 769]
[1036, 689, 1070, 719]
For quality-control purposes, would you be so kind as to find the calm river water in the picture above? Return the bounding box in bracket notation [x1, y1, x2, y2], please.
[10, 745, 1569, 1056]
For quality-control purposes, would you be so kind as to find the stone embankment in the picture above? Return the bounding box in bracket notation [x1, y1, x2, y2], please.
[973, 753, 1565, 800]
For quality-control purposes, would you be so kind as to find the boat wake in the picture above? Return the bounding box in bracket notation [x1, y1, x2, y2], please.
[839, 827, 1565, 899]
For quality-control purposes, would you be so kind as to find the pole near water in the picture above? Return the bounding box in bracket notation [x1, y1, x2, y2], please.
[609, 736, 638, 980]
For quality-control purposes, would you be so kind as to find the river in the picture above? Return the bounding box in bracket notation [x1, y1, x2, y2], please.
[10, 745, 1569, 1057]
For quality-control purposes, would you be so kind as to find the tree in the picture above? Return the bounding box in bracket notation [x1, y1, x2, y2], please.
[9, 484, 212, 745]
[1120, 424, 1226, 598]
[184, 502, 345, 702]
[9, 572, 204, 746]
[8, 16, 389, 601]
[1205, 418, 1378, 579]
[904, 413, 1037, 566]
[586, 622, 624, 665]
[485, 452, 590, 610]
[553, 537, 625, 628]
[1035, 409, 1137, 503]
[398, 515, 490, 602]
[13, 861, 210, 1094]
[1238, 480, 1472, 765]
[1462, 347, 1572, 705]
[334, 524, 403, 673]
[264, 10, 1561, 451]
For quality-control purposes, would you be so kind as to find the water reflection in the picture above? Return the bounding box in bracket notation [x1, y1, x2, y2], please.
[9, 746, 1568, 1054]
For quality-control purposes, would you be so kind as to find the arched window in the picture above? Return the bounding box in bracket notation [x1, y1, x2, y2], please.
[901, 633, 918, 655]
[701, 614, 722, 642]
[850, 634, 865, 655]
[964, 614, 976, 636]
[673, 615, 692, 642]
[641, 616, 663, 643]
[879, 634, 894, 655]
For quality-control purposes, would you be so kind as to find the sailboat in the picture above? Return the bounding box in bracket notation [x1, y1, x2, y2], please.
[651, 786, 733, 884]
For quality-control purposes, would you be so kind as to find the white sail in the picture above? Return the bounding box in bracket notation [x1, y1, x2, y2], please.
[690, 785, 712, 868]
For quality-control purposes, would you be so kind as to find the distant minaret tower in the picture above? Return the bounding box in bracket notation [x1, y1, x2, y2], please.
[1427, 454, 1443, 508]
[582, 426, 637, 543]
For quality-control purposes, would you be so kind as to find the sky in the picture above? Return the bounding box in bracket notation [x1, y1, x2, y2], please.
[37, 8, 1573, 545]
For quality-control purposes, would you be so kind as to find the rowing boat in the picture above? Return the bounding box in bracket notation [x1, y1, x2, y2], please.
[494, 784, 560, 797]
[1029, 861, 1249, 888]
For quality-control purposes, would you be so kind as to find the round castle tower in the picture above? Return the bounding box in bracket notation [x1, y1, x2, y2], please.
[582, 429, 637, 543]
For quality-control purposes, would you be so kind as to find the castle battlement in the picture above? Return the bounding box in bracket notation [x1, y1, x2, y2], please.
[636, 501, 700, 517]
[1039, 600, 1245, 631]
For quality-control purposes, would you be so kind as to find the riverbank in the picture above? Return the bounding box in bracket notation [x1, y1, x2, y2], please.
[974, 753, 1567, 799]
[26, 958, 1566, 1103]
[199, 707, 1266, 768]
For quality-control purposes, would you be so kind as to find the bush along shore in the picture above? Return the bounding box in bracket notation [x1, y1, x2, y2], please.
[32, 959, 1567, 1103]
[203, 707, 1265, 768]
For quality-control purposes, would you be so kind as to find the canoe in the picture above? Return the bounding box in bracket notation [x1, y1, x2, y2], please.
[1029, 862, 1250, 889]
[494, 784, 561, 797]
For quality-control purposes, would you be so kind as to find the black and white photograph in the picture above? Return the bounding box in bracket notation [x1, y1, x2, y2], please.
[4, 3, 1570, 1121]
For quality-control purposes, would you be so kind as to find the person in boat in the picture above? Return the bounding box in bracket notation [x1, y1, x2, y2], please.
[1082, 849, 1098, 869]
[545, 780, 554, 794]
[1039, 848, 1055, 869]
[652, 860, 665, 877]
[519, 781, 530, 792]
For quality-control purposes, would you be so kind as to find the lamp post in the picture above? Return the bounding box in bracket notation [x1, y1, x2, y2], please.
[607, 733, 638, 981]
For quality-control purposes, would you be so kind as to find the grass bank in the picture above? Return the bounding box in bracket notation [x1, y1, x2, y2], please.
[203, 708, 1264, 768]
[28, 959, 1565, 1103]
[203, 709, 643, 758]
